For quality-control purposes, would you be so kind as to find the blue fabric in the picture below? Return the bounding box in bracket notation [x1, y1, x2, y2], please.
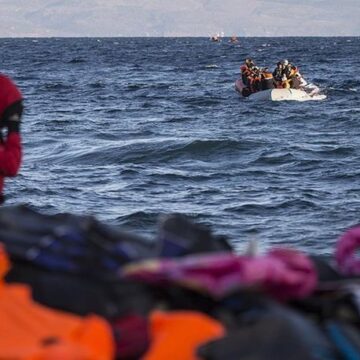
[326, 322, 360, 360]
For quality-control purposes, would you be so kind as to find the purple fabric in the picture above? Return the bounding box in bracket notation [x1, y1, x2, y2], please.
[336, 226, 360, 276]
[122, 248, 317, 301]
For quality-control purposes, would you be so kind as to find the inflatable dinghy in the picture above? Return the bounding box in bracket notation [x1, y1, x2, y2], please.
[235, 79, 326, 101]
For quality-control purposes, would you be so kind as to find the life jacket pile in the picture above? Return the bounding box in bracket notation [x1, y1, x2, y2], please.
[2, 205, 360, 359]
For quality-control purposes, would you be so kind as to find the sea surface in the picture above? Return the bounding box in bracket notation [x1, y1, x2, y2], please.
[1, 37, 359, 254]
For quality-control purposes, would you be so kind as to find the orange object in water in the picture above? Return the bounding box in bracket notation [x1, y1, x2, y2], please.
[0, 245, 115, 360]
[142, 310, 225, 360]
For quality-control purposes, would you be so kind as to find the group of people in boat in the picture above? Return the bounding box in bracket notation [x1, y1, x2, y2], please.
[240, 58, 306, 97]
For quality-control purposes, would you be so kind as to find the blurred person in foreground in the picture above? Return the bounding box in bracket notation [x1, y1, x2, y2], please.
[0, 74, 23, 204]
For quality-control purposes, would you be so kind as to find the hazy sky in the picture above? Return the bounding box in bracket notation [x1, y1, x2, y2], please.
[0, 0, 359, 37]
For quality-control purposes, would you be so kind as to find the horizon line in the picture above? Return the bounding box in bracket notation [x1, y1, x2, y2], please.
[0, 35, 359, 39]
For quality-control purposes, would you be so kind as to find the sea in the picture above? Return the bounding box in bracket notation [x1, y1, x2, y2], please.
[1, 37, 359, 255]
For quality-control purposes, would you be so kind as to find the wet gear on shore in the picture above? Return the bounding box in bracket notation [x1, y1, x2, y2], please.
[3, 205, 360, 358]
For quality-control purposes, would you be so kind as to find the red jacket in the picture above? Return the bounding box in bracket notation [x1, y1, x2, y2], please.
[0, 132, 22, 197]
[0, 74, 23, 202]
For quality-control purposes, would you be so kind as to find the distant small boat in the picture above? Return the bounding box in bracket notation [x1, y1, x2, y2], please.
[210, 35, 221, 42]
[210, 32, 224, 42]
[229, 36, 239, 44]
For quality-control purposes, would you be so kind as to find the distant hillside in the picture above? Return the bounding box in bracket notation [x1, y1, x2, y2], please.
[1, 0, 359, 37]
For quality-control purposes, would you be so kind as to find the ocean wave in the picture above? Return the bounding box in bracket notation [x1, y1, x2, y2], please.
[115, 211, 159, 229]
[180, 97, 222, 107]
[41, 137, 271, 167]
[225, 199, 319, 215]
[43, 82, 73, 90]
[89, 81, 106, 88]
[251, 152, 297, 166]
[68, 58, 87, 64]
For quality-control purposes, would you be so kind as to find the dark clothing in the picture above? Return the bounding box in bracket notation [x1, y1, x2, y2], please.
[282, 65, 293, 79]
[273, 68, 283, 82]
[290, 76, 302, 89]
[242, 73, 248, 86]
[261, 78, 275, 90]
[1, 101, 23, 132]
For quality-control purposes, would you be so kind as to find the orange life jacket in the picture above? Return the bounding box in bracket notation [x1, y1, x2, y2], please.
[142, 310, 225, 360]
[263, 71, 273, 79]
[0, 244, 115, 360]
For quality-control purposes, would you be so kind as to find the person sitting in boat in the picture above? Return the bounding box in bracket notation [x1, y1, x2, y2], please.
[240, 58, 255, 86]
[249, 66, 264, 93]
[284, 64, 303, 89]
[281, 59, 293, 78]
[289, 69, 302, 89]
[273, 62, 284, 87]
[279, 60, 303, 89]
[282, 60, 301, 83]
[260, 68, 275, 90]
